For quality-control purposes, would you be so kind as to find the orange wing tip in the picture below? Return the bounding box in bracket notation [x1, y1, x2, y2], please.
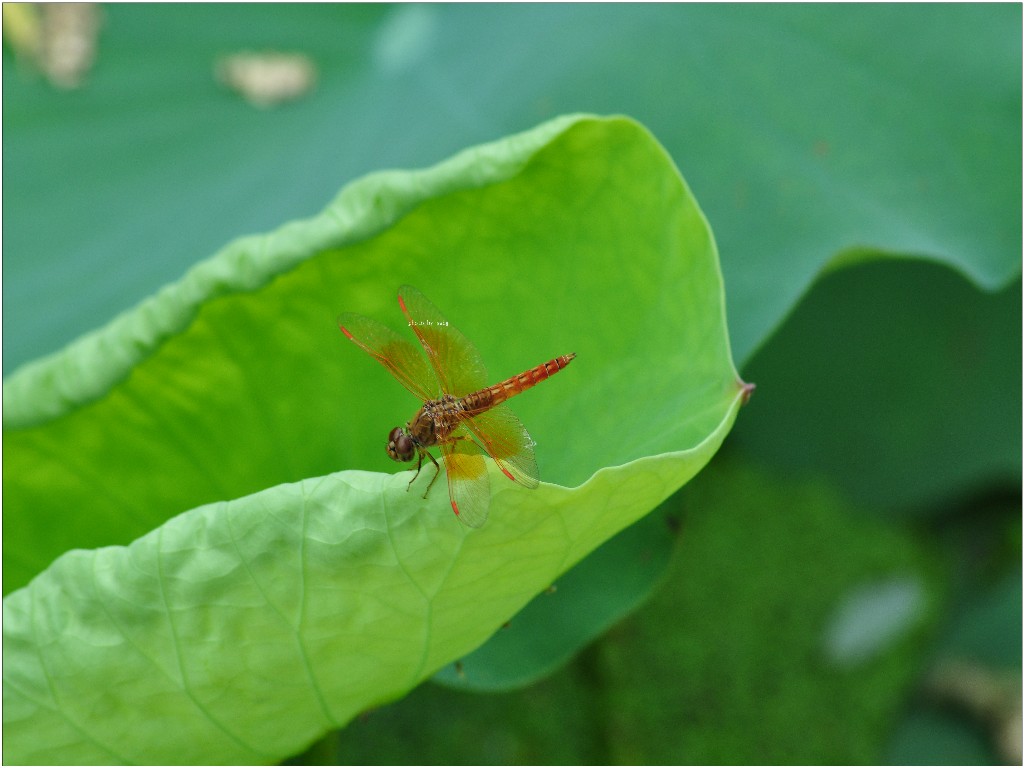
[339, 324, 355, 340]
[451, 500, 461, 516]
[500, 467, 516, 482]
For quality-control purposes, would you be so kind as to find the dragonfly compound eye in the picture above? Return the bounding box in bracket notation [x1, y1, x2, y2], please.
[386, 429, 416, 462]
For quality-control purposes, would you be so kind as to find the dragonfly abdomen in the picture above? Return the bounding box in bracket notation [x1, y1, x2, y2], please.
[461, 353, 576, 413]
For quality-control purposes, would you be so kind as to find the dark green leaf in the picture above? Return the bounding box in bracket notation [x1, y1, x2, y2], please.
[734, 261, 1021, 513]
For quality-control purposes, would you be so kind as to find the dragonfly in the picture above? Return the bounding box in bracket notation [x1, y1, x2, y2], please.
[338, 285, 575, 528]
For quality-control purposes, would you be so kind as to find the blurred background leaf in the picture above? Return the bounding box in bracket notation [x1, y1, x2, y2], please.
[3, 4, 1019, 374]
[4, 3, 1020, 765]
[734, 260, 1021, 513]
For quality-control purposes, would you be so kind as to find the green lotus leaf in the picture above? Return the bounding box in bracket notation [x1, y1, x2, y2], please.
[3, 115, 747, 763]
[431, 497, 682, 692]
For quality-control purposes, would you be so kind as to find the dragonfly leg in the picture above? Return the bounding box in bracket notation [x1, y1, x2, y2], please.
[422, 434, 477, 500]
[406, 452, 424, 492]
[421, 450, 442, 499]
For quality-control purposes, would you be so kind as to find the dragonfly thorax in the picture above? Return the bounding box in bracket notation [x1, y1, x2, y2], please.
[387, 397, 461, 462]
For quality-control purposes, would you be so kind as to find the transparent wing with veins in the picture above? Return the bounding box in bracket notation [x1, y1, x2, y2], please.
[461, 405, 540, 489]
[337, 311, 440, 401]
[440, 430, 491, 528]
[397, 284, 489, 398]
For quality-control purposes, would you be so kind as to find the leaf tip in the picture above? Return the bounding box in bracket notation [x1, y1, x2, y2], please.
[740, 380, 756, 405]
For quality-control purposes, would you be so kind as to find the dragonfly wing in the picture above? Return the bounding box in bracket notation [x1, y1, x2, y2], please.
[440, 435, 491, 528]
[397, 285, 489, 397]
[461, 404, 540, 489]
[338, 312, 439, 401]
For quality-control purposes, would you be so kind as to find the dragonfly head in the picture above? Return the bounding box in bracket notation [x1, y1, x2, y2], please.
[387, 426, 416, 463]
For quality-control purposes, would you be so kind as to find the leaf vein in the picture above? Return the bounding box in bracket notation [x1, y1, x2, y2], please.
[153, 524, 271, 761]
[27, 577, 133, 764]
